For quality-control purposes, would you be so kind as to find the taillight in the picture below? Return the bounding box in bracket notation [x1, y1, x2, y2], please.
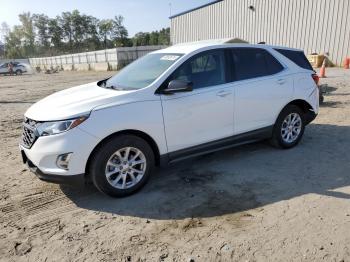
[312, 73, 320, 86]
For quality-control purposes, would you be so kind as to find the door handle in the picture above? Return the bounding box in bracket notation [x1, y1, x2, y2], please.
[277, 79, 286, 85]
[216, 90, 231, 97]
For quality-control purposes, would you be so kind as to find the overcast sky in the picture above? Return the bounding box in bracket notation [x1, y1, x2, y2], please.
[0, 0, 211, 36]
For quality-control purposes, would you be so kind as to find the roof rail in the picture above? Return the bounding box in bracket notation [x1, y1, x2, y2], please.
[224, 38, 249, 44]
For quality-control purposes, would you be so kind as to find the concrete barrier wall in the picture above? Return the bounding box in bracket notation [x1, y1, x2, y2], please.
[90, 62, 109, 71]
[75, 64, 90, 71]
[29, 46, 166, 71]
[62, 64, 73, 71]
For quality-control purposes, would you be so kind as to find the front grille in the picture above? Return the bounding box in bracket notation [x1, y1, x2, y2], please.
[21, 117, 38, 148]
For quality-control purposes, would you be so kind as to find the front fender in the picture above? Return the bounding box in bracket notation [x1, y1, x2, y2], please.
[79, 100, 168, 155]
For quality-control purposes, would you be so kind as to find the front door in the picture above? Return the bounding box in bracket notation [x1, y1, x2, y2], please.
[160, 49, 234, 155]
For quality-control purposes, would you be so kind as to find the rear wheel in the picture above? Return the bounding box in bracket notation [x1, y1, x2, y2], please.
[89, 135, 154, 197]
[270, 105, 305, 148]
[15, 69, 22, 75]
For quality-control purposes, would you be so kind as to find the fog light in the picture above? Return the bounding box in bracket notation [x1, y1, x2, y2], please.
[56, 153, 72, 170]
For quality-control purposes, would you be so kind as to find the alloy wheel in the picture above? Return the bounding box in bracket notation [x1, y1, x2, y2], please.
[104, 147, 147, 189]
[281, 113, 302, 143]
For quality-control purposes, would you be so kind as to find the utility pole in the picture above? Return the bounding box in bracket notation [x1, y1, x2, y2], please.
[169, 2, 172, 17]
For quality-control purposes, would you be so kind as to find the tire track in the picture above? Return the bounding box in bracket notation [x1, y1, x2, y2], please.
[0, 188, 75, 227]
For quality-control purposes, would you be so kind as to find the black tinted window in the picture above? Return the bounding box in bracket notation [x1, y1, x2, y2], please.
[274, 49, 313, 70]
[231, 48, 283, 81]
[171, 50, 226, 89]
[265, 52, 284, 74]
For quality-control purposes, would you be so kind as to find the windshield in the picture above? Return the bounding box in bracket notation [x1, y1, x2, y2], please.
[105, 53, 183, 90]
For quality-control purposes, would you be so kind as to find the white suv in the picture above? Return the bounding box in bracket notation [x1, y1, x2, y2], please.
[20, 41, 319, 197]
[0, 62, 27, 75]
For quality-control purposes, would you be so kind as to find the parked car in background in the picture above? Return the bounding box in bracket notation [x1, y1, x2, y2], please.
[0, 62, 27, 75]
[20, 40, 319, 197]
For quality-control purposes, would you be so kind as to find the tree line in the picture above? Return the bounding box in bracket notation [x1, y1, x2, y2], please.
[0, 10, 170, 59]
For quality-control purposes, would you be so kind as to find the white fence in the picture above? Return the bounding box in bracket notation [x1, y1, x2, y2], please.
[29, 45, 166, 71]
[0, 58, 30, 65]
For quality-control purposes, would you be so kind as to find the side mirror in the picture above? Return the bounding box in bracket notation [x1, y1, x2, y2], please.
[162, 80, 193, 95]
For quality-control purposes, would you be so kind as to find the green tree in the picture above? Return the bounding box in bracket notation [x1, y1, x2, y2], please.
[48, 17, 63, 53]
[112, 15, 128, 47]
[98, 19, 114, 48]
[158, 27, 170, 45]
[133, 32, 150, 46]
[33, 14, 49, 48]
[85, 16, 100, 50]
[149, 31, 159, 45]
[2, 10, 168, 58]
[0, 22, 10, 57]
[60, 11, 73, 51]
[132, 27, 170, 46]
[70, 10, 85, 51]
[5, 26, 24, 58]
[1, 22, 10, 43]
[18, 12, 35, 56]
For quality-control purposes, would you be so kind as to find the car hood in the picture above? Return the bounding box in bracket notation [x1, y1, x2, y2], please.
[25, 82, 132, 121]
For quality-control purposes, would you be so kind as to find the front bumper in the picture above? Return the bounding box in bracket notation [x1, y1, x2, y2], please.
[22, 150, 85, 185]
[19, 126, 99, 180]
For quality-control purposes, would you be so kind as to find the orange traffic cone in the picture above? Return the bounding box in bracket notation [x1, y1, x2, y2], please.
[320, 58, 326, 78]
[344, 57, 350, 69]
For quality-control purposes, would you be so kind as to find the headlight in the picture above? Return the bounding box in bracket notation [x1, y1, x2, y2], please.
[36, 115, 88, 136]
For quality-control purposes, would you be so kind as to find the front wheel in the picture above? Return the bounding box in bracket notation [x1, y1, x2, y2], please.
[89, 135, 155, 197]
[270, 105, 305, 149]
[15, 69, 22, 75]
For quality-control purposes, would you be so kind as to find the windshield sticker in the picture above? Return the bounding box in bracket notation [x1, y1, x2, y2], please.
[160, 55, 180, 61]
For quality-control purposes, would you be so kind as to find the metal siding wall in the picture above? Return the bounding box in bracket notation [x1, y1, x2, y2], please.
[317, 0, 326, 53]
[171, 0, 350, 64]
[341, 0, 350, 65]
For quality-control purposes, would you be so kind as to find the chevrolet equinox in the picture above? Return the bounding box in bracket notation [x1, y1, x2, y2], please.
[20, 40, 319, 197]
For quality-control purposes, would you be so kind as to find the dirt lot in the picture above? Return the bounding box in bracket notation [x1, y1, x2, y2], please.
[0, 69, 350, 262]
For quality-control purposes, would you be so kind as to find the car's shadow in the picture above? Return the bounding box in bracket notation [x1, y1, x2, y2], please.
[61, 123, 350, 219]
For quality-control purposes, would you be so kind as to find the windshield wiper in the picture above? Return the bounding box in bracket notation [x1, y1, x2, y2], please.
[97, 77, 112, 88]
[98, 77, 127, 90]
[105, 85, 125, 91]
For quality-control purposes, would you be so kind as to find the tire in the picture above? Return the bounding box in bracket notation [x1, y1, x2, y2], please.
[89, 135, 155, 197]
[15, 69, 22, 75]
[270, 105, 305, 149]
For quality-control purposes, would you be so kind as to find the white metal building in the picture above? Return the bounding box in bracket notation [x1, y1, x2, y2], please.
[170, 0, 350, 65]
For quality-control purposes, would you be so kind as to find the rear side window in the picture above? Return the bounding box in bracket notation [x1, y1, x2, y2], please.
[265, 52, 285, 74]
[170, 50, 226, 89]
[274, 49, 313, 70]
[231, 48, 283, 81]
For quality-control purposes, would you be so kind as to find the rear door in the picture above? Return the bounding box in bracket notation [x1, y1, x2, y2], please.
[231, 48, 293, 134]
[160, 49, 234, 154]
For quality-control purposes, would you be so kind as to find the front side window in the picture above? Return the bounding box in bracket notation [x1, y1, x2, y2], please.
[170, 50, 226, 89]
[231, 48, 283, 81]
[105, 53, 183, 90]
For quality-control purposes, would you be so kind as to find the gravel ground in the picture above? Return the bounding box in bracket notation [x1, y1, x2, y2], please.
[0, 69, 349, 262]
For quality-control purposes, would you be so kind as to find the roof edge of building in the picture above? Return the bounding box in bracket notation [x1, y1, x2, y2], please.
[169, 0, 223, 19]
